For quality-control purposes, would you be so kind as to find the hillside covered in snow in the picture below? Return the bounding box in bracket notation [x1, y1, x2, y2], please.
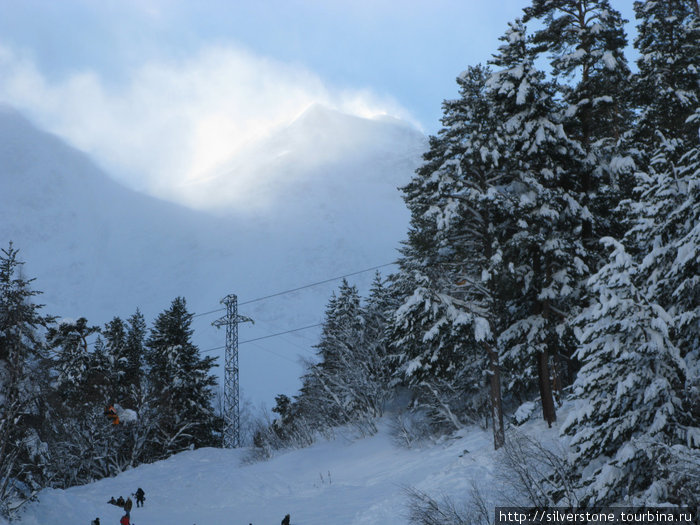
[14, 410, 559, 525]
[0, 104, 425, 408]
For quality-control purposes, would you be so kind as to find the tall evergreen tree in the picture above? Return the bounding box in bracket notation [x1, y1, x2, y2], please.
[46, 318, 99, 411]
[84, 336, 113, 406]
[123, 309, 146, 407]
[486, 20, 587, 426]
[390, 64, 505, 446]
[299, 281, 368, 426]
[360, 273, 397, 399]
[146, 297, 217, 457]
[290, 277, 398, 439]
[102, 316, 128, 403]
[0, 243, 53, 517]
[562, 1, 699, 505]
[632, 0, 700, 154]
[523, 0, 632, 246]
[623, 3, 700, 445]
[626, 133, 700, 355]
[294, 292, 341, 431]
[626, 1, 700, 352]
[565, 239, 690, 505]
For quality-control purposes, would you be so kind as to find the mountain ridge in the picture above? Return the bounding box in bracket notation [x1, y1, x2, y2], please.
[176, 103, 426, 215]
[0, 104, 425, 408]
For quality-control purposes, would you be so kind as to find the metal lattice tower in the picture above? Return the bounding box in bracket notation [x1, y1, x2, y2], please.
[213, 294, 253, 448]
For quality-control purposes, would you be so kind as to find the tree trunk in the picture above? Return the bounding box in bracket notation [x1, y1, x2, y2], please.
[551, 351, 563, 405]
[485, 342, 505, 449]
[537, 350, 557, 427]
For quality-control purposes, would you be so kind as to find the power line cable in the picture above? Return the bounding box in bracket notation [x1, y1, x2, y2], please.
[192, 261, 397, 318]
[259, 318, 317, 350]
[248, 340, 299, 364]
[238, 262, 397, 306]
[240, 323, 323, 344]
[201, 345, 225, 354]
[200, 322, 323, 354]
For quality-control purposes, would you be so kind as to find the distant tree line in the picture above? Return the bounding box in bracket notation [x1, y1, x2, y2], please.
[257, 0, 699, 509]
[0, 243, 218, 518]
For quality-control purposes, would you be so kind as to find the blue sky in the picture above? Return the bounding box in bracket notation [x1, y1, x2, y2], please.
[0, 1, 532, 127]
[0, 0, 637, 201]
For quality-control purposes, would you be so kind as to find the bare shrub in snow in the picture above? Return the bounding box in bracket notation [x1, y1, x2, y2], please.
[406, 487, 469, 525]
[244, 407, 326, 464]
[405, 483, 491, 525]
[390, 409, 433, 448]
[496, 429, 577, 507]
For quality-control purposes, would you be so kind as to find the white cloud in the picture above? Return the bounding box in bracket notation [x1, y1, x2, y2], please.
[0, 42, 415, 206]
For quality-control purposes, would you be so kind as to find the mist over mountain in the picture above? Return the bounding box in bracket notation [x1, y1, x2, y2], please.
[0, 104, 425, 408]
[178, 103, 424, 216]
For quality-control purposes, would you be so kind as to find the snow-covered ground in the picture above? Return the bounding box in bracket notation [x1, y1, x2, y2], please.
[15, 411, 563, 525]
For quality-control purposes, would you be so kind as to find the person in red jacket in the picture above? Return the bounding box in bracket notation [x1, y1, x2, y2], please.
[119, 511, 129, 525]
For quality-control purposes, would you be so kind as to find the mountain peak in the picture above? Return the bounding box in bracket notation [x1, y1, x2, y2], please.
[291, 102, 418, 136]
[178, 103, 425, 216]
[1, 105, 422, 410]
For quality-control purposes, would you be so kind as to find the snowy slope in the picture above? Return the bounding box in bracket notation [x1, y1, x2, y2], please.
[14, 409, 566, 525]
[12, 421, 502, 525]
[0, 104, 425, 409]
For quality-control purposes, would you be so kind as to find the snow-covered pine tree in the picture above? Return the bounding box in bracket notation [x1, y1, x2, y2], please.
[486, 20, 588, 426]
[632, 0, 700, 156]
[626, 132, 700, 352]
[47, 317, 100, 411]
[565, 238, 689, 505]
[523, 0, 632, 247]
[390, 64, 505, 447]
[618, 116, 700, 504]
[294, 291, 340, 431]
[145, 297, 217, 457]
[123, 309, 146, 407]
[0, 243, 53, 517]
[299, 280, 375, 429]
[84, 336, 113, 405]
[359, 272, 397, 406]
[621, 5, 700, 492]
[102, 316, 129, 404]
[43, 317, 129, 487]
[625, 1, 700, 354]
[315, 280, 363, 377]
[286, 277, 398, 443]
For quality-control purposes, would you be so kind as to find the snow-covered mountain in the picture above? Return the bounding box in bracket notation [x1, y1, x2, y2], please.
[0, 104, 425, 408]
[178, 103, 423, 217]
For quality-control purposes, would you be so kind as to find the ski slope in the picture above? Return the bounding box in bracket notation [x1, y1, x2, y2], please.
[15, 411, 564, 525]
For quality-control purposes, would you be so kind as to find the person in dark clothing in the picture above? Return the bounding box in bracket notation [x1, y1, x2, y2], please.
[281, 514, 290, 525]
[116, 496, 125, 507]
[134, 487, 145, 507]
[91, 519, 100, 525]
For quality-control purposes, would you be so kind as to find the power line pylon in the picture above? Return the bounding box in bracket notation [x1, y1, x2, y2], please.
[213, 294, 253, 448]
